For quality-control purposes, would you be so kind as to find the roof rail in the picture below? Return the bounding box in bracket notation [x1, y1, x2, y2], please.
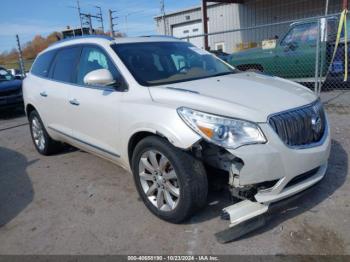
[50, 35, 114, 47]
[141, 35, 179, 40]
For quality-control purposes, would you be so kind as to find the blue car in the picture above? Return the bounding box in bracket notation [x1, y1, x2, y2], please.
[0, 67, 23, 109]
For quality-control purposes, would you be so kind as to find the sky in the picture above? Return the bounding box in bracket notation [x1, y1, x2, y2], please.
[0, 0, 199, 53]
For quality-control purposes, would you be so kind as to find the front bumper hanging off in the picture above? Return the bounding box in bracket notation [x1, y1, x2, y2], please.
[214, 123, 331, 243]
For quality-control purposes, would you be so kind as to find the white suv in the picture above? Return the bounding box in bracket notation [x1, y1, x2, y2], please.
[23, 36, 330, 224]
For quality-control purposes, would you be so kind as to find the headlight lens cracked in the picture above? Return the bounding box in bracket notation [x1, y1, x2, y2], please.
[177, 107, 267, 149]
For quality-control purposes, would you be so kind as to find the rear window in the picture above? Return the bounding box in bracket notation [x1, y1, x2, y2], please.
[31, 50, 56, 77]
[50, 47, 81, 83]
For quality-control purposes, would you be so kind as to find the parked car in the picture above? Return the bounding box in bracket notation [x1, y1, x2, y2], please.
[8, 68, 23, 79]
[209, 49, 230, 62]
[229, 17, 349, 84]
[23, 36, 330, 226]
[0, 67, 23, 109]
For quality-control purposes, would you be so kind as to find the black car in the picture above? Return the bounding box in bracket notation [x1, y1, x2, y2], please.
[0, 67, 23, 109]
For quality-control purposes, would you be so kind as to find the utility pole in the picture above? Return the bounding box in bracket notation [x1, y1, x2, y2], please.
[68, 0, 85, 36]
[16, 35, 25, 77]
[81, 12, 102, 35]
[324, 0, 329, 15]
[87, 15, 93, 35]
[343, 0, 348, 9]
[95, 5, 104, 33]
[109, 9, 118, 37]
[201, 0, 209, 50]
[160, 0, 167, 35]
[77, 0, 84, 36]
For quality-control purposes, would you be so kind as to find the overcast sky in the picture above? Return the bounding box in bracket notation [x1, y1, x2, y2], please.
[0, 0, 199, 53]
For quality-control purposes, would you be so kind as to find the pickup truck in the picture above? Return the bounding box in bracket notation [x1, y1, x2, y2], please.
[229, 17, 349, 84]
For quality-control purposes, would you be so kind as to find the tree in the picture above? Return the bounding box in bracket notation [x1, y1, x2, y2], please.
[1, 32, 61, 66]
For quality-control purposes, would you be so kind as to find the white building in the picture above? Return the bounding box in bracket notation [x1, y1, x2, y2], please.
[154, 0, 346, 52]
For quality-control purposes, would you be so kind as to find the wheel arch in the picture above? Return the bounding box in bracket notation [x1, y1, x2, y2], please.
[25, 103, 37, 117]
[127, 130, 168, 167]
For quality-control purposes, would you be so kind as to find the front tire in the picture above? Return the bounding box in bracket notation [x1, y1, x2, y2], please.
[131, 136, 208, 223]
[29, 110, 62, 155]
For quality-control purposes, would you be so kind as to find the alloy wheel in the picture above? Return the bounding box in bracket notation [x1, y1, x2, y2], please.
[31, 116, 46, 151]
[138, 150, 180, 211]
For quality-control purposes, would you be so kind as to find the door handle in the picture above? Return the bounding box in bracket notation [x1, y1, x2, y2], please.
[69, 98, 80, 106]
[40, 91, 48, 97]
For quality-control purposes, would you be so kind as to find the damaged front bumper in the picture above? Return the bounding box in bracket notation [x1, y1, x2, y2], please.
[215, 122, 331, 242]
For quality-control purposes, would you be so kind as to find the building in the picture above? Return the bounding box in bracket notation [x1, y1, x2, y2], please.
[154, 0, 347, 52]
[61, 27, 92, 39]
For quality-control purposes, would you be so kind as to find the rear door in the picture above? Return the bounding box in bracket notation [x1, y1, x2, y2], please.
[67, 45, 126, 160]
[38, 46, 81, 136]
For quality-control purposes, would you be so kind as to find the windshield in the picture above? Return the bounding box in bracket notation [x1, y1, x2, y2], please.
[112, 42, 235, 86]
[0, 68, 14, 81]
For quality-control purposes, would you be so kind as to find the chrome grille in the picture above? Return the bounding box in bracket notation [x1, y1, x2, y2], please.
[269, 100, 326, 148]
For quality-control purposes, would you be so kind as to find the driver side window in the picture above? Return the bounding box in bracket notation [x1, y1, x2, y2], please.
[281, 23, 318, 46]
[76, 46, 120, 86]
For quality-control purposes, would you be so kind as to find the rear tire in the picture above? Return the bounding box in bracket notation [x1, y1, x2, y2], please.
[29, 110, 63, 155]
[131, 136, 208, 223]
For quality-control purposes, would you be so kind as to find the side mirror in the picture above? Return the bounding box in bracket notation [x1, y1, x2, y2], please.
[287, 42, 298, 51]
[83, 69, 115, 87]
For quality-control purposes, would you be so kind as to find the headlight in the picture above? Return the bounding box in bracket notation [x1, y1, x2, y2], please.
[177, 107, 267, 149]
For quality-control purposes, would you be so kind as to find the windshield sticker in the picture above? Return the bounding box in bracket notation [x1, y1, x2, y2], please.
[189, 47, 211, 56]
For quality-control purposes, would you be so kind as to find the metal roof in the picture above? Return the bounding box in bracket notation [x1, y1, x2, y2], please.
[154, 1, 244, 19]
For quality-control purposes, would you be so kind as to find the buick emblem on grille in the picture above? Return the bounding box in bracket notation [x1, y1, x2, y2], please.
[311, 113, 322, 134]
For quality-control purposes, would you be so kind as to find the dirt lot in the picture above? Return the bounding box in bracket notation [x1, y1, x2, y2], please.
[0, 91, 349, 255]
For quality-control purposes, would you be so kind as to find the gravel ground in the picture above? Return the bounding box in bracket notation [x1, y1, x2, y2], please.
[0, 91, 349, 255]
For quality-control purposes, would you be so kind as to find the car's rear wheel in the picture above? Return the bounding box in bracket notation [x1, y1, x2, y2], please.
[131, 136, 208, 223]
[29, 110, 62, 155]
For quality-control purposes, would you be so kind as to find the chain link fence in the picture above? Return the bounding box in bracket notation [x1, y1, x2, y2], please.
[182, 12, 349, 94]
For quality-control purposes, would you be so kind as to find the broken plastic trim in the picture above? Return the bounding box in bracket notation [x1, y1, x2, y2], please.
[215, 200, 269, 243]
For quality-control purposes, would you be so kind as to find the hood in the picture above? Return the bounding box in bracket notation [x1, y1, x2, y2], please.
[230, 47, 265, 59]
[232, 47, 261, 56]
[0, 79, 22, 92]
[149, 72, 317, 123]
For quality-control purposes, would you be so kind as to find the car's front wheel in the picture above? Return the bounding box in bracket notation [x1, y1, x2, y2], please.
[131, 136, 208, 223]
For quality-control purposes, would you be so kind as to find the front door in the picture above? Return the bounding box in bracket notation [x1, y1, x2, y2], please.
[67, 45, 125, 160]
[271, 22, 318, 79]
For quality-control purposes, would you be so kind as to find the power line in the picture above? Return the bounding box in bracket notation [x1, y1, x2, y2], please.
[123, 10, 146, 35]
[68, 1, 104, 35]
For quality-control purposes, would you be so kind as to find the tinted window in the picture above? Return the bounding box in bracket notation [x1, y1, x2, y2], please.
[31, 50, 56, 77]
[50, 47, 81, 83]
[76, 46, 120, 86]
